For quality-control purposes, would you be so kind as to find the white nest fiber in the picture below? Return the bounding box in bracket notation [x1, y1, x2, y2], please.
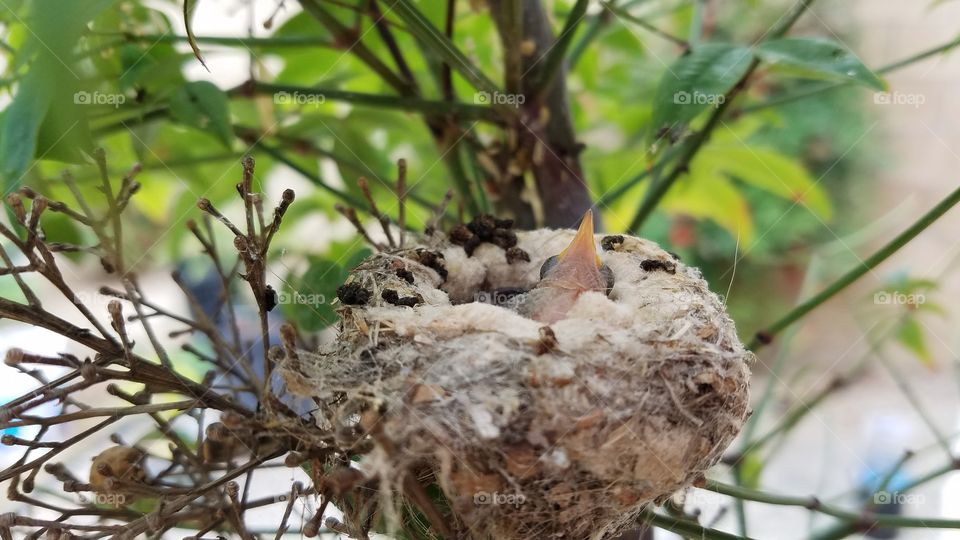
[282, 224, 752, 539]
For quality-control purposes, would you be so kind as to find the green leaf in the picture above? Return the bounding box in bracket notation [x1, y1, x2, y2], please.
[168, 81, 234, 148]
[125, 497, 160, 514]
[272, 10, 328, 37]
[877, 274, 939, 295]
[662, 163, 755, 243]
[0, 73, 55, 185]
[872, 275, 945, 315]
[738, 452, 765, 489]
[131, 173, 181, 224]
[895, 317, 934, 367]
[282, 258, 348, 332]
[281, 244, 373, 332]
[39, 212, 83, 261]
[651, 43, 754, 134]
[695, 143, 833, 220]
[755, 37, 886, 91]
[118, 42, 187, 93]
[0, 0, 118, 189]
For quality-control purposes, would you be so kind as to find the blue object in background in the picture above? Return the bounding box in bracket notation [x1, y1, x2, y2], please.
[178, 261, 313, 415]
[855, 415, 917, 539]
[0, 327, 69, 468]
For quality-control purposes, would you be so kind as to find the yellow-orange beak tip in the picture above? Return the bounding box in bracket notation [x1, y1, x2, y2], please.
[558, 210, 602, 269]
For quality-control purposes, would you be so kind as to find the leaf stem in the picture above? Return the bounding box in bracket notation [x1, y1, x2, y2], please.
[297, 0, 411, 93]
[253, 143, 365, 208]
[250, 81, 506, 123]
[102, 32, 337, 48]
[628, 91, 740, 232]
[533, 0, 591, 97]
[602, 2, 688, 48]
[707, 480, 960, 530]
[390, 0, 503, 97]
[628, 0, 818, 233]
[742, 32, 960, 114]
[642, 509, 752, 540]
[748, 184, 960, 349]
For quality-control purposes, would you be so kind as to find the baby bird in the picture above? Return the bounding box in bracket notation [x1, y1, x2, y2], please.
[516, 210, 614, 323]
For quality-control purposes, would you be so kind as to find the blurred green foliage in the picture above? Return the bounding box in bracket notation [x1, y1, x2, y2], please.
[0, 0, 886, 332]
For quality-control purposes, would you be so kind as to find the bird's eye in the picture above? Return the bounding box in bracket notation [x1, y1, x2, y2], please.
[539, 255, 559, 279]
[600, 264, 615, 295]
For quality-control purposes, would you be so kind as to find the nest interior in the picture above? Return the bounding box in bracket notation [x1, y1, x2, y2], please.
[282, 224, 752, 540]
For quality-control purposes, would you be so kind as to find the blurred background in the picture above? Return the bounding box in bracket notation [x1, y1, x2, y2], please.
[2, 0, 960, 538]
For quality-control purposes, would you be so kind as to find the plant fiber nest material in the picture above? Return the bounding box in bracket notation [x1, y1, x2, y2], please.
[282, 226, 752, 539]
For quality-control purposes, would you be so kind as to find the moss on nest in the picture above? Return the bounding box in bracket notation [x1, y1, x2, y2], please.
[282, 226, 752, 539]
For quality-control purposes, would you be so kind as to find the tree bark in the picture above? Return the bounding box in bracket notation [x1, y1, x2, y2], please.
[489, 0, 597, 230]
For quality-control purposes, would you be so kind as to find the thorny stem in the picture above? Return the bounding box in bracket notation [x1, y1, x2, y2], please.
[748, 184, 960, 349]
[195, 156, 284, 398]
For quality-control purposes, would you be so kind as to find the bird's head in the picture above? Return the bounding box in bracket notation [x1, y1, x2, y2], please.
[537, 210, 614, 295]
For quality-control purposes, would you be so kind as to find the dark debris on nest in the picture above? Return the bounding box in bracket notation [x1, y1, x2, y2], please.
[336, 282, 372, 305]
[409, 249, 448, 281]
[640, 258, 677, 274]
[381, 289, 423, 307]
[450, 214, 529, 263]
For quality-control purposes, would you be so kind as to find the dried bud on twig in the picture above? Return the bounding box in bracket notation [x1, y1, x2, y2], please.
[88, 446, 146, 506]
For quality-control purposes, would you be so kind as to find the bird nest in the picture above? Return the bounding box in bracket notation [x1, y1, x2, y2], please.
[281, 218, 752, 539]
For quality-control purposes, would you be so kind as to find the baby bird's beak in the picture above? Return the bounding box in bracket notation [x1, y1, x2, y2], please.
[542, 210, 606, 293]
[517, 210, 614, 323]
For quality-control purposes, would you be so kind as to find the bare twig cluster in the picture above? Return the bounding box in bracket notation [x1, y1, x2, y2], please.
[0, 152, 406, 539]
